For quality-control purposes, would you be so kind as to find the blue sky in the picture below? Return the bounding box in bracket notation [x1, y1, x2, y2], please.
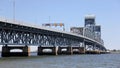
[0, 0, 120, 50]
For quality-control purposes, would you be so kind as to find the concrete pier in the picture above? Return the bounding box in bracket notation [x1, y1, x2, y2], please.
[72, 47, 85, 54]
[58, 46, 73, 55]
[79, 47, 85, 54]
[37, 46, 58, 55]
[85, 50, 100, 54]
[1, 45, 30, 57]
[100, 51, 109, 54]
[37, 46, 85, 55]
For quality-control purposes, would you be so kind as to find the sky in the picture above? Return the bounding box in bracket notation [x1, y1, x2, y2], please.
[0, 0, 120, 50]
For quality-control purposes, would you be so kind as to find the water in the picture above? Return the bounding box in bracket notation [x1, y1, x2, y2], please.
[0, 54, 120, 68]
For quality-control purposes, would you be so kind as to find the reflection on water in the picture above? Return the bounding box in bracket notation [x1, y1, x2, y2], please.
[0, 53, 120, 68]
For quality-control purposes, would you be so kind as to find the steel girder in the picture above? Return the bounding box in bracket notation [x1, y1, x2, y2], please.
[0, 28, 81, 47]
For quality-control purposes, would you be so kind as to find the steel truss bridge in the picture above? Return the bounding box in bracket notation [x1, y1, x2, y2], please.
[0, 18, 106, 52]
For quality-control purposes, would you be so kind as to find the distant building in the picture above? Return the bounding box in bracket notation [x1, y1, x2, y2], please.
[70, 27, 84, 35]
[85, 14, 95, 32]
[70, 14, 103, 44]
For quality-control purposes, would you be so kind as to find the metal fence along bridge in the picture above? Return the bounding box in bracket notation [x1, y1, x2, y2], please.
[0, 15, 107, 57]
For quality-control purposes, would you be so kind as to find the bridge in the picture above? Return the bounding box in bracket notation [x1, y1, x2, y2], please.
[0, 15, 107, 57]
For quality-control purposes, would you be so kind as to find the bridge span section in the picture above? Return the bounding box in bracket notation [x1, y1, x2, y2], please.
[0, 18, 107, 57]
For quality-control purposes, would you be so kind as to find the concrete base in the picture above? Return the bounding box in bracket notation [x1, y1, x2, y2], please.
[37, 46, 58, 55]
[100, 51, 109, 54]
[79, 47, 85, 54]
[58, 46, 73, 55]
[72, 47, 85, 54]
[1, 45, 30, 57]
[85, 50, 100, 54]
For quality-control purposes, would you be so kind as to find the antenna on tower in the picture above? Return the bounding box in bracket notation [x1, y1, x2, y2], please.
[13, 0, 15, 22]
[49, 16, 51, 23]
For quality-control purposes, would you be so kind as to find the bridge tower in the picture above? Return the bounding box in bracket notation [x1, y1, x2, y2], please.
[85, 14, 95, 31]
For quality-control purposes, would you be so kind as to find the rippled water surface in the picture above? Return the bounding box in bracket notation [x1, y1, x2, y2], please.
[0, 54, 120, 68]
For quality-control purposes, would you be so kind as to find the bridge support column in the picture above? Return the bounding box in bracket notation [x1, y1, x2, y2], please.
[57, 47, 62, 55]
[72, 47, 85, 54]
[85, 50, 100, 54]
[58, 46, 73, 55]
[1, 45, 9, 57]
[79, 47, 85, 54]
[67, 46, 73, 55]
[1, 45, 30, 57]
[37, 46, 58, 55]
